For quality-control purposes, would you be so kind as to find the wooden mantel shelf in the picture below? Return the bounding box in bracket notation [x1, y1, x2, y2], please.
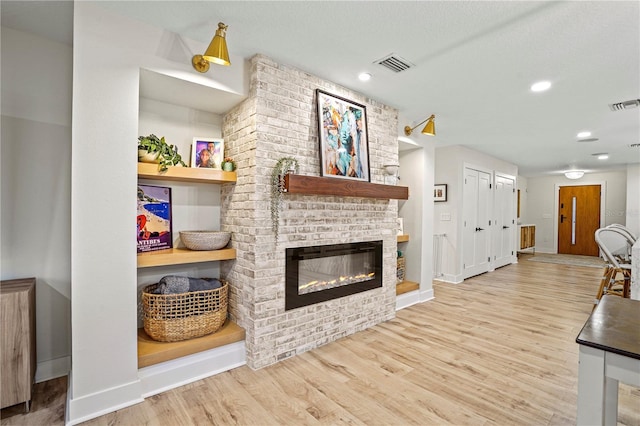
[283, 174, 409, 200]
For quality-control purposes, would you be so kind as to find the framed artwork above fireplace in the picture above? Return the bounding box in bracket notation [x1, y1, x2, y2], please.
[316, 89, 370, 182]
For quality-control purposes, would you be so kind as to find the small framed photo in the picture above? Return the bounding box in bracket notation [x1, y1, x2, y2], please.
[191, 137, 224, 169]
[434, 184, 447, 202]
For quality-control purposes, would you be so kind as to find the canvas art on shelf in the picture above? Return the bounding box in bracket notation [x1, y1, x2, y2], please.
[316, 89, 370, 182]
[137, 185, 173, 253]
[191, 137, 224, 169]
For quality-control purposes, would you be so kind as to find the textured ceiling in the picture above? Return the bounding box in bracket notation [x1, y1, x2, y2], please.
[3, 1, 639, 177]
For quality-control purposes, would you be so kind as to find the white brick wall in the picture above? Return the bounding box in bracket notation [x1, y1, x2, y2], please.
[222, 55, 399, 369]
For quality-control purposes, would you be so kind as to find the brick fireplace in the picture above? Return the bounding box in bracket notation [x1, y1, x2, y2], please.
[220, 55, 399, 369]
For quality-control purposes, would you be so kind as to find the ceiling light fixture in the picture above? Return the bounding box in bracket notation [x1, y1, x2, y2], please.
[577, 131, 591, 138]
[358, 72, 372, 81]
[531, 81, 551, 92]
[564, 170, 585, 180]
[593, 153, 609, 160]
[192, 22, 230, 73]
[404, 114, 436, 136]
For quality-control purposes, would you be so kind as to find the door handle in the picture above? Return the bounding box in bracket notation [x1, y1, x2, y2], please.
[560, 214, 565, 223]
[502, 226, 509, 229]
[476, 227, 484, 232]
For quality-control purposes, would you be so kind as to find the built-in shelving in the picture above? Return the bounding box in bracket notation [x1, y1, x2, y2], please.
[397, 234, 409, 243]
[138, 321, 245, 368]
[283, 174, 408, 200]
[396, 233, 418, 295]
[137, 162, 236, 184]
[396, 280, 419, 295]
[137, 248, 236, 268]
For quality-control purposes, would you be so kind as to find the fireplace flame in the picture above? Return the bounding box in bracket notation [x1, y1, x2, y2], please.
[299, 272, 376, 295]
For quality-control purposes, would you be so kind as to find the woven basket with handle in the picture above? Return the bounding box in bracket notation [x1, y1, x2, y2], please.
[141, 280, 228, 342]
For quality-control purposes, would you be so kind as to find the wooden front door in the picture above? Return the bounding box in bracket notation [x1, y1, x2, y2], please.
[558, 185, 600, 256]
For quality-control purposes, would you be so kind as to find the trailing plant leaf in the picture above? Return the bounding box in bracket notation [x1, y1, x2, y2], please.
[270, 157, 299, 241]
[138, 134, 186, 172]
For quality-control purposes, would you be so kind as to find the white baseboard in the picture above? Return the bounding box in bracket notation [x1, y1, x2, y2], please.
[434, 273, 463, 284]
[396, 288, 435, 310]
[36, 355, 70, 383]
[138, 341, 246, 397]
[65, 371, 143, 426]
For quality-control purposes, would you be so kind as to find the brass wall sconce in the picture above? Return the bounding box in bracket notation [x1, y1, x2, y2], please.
[404, 114, 436, 136]
[192, 22, 231, 73]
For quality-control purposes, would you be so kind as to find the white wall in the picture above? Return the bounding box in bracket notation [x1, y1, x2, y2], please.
[69, 3, 248, 423]
[517, 175, 529, 224]
[434, 145, 518, 282]
[398, 135, 435, 301]
[1, 26, 72, 382]
[525, 169, 627, 253]
[626, 164, 640, 237]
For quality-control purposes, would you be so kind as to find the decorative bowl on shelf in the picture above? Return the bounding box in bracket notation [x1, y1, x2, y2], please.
[179, 231, 231, 251]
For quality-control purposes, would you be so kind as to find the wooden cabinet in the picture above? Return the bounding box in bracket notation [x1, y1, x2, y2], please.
[519, 225, 536, 253]
[1, 278, 36, 412]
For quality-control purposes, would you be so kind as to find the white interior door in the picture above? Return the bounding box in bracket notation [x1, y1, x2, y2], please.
[493, 175, 515, 269]
[463, 167, 491, 279]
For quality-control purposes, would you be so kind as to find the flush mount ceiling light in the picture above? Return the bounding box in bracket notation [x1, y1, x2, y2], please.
[192, 22, 230, 73]
[531, 81, 551, 92]
[593, 153, 609, 160]
[564, 170, 585, 179]
[358, 72, 372, 81]
[577, 131, 592, 138]
[404, 114, 436, 136]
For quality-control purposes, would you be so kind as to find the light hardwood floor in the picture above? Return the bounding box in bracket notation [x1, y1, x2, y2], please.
[2, 255, 639, 425]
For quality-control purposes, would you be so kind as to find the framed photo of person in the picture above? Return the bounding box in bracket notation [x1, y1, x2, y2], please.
[434, 184, 447, 202]
[316, 89, 370, 182]
[191, 137, 224, 169]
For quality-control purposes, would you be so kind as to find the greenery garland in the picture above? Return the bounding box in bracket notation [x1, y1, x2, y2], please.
[270, 157, 299, 240]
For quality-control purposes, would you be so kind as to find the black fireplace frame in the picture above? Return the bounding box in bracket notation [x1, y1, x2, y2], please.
[285, 240, 383, 311]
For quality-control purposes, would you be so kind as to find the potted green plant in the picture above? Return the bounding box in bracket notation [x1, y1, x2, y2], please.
[270, 157, 299, 240]
[138, 134, 186, 172]
[221, 157, 237, 172]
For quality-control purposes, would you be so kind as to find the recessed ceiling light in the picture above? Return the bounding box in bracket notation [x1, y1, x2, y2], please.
[531, 81, 551, 92]
[358, 72, 372, 81]
[592, 153, 609, 160]
[577, 131, 592, 138]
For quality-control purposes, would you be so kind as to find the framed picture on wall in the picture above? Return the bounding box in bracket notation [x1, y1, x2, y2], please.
[434, 184, 447, 202]
[191, 137, 224, 169]
[316, 89, 370, 182]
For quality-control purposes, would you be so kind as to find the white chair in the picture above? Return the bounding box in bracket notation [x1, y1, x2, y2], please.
[594, 227, 632, 304]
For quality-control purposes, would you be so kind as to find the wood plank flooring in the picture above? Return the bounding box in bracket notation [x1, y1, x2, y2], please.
[3, 255, 639, 425]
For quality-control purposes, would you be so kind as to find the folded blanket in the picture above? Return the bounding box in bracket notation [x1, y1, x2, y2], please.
[153, 276, 222, 294]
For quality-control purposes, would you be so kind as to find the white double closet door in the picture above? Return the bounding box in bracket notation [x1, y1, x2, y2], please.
[463, 167, 516, 279]
[463, 168, 492, 279]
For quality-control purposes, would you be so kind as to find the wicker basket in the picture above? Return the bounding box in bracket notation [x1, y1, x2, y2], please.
[141, 280, 228, 342]
[397, 257, 406, 283]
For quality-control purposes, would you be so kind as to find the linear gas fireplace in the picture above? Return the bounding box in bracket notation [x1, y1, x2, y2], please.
[285, 240, 383, 311]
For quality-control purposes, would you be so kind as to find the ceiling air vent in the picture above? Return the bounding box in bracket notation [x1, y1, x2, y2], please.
[376, 54, 413, 73]
[628, 143, 640, 149]
[609, 99, 640, 111]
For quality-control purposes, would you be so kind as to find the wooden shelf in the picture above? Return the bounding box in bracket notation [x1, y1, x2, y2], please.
[396, 280, 419, 295]
[137, 162, 237, 183]
[138, 320, 245, 368]
[283, 174, 408, 200]
[137, 248, 236, 268]
[397, 234, 409, 243]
